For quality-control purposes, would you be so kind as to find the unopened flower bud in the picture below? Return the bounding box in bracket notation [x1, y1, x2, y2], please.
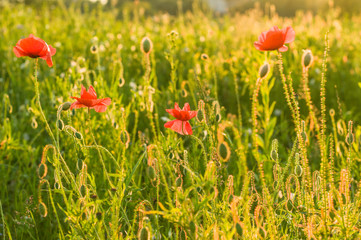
[259, 62, 270, 79]
[141, 37, 153, 54]
[302, 50, 313, 69]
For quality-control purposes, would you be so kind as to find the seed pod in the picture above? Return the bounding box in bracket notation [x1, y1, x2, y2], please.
[75, 132, 83, 140]
[138, 227, 150, 240]
[141, 37, 153, 54]
[295, 165, 303, 177]
[235, 222, 243, 237]
[302, 50, 313, 69]
[259, 62, 270, 79]
[57, 119, 64, 131]
[61, 102, 72, 111]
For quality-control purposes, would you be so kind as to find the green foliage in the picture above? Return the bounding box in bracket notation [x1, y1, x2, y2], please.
[1, 1, 361, 239]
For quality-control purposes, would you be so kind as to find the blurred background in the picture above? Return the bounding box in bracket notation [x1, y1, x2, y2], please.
[7, 0, 361, 16]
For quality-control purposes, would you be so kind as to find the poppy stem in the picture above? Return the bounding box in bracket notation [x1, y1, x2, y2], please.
[87, 109, 113, 186]
[33, 59, 79, 191]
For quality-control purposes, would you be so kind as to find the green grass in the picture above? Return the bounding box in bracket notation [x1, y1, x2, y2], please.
[1, 1, 361, 239]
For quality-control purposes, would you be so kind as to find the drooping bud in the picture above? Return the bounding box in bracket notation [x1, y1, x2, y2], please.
[138, 227, 150, 240]
[346, 120, 354, 145]
[75, 132, 83, 140]
[57, 119, 64, 131]
[61, 102, 72, 111]
[259, 62, 270, 79]
[302, 49, 313, 69]
[140, 37, 153, 54]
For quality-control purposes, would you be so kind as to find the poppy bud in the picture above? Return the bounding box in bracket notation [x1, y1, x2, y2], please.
[120, 130, 130, 148]
[90, 194, 97, 199]
[77, 158, 83, 170]
[176, 176, 182, 187]
[38, 163, 48, 179]
[57, 119, 64, 131]
[62, 102, 72, 111]
[189, 221, 196, 234]
[75, 132, 83, 140]
[90, 45, 98, 54]
[346, 120, 354, 145]
[259, 62, 270, 79]
[287, 199, 294, 211]
[138, 227, 150, 240]
[141, 37, 153, 54]
[147, 166, 156, 181]
[295, 165, 303, 177]
[201, 53, 209, 60]
[302, 50, 313, 69]
[96, 212, 102, 221]
[218, 141, 231, 162]
[236, 222, 243, 237]
[80, 184, 87, 197]
[196, 109, 204, 122]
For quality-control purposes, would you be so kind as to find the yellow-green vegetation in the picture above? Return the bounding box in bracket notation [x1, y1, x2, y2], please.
[1, 1, 361, 239]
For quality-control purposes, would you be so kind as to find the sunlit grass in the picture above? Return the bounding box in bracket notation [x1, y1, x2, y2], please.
[1, 1, 361, 239]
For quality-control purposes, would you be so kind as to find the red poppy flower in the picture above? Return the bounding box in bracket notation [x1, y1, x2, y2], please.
[13, 34, 56, 67]
[254, 26, 295, 52]
[70, 85, 111, 113]
[164, 103, 197, 135]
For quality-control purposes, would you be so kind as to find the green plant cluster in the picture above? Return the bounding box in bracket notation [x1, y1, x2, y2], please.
[1, 1, 361, 239]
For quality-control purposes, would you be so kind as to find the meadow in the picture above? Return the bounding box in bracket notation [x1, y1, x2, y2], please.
[1, 1, 361, 239]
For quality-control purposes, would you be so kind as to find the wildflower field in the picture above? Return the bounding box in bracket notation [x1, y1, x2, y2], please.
[1, 1, 361, 239]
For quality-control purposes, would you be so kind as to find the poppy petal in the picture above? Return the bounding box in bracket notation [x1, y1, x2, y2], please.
[13, 46, 27, 57]
[164, 119, 184, 135]
[92, 104, 108, 112]
[49, 45, 56, 56]
[99, 97, 111, 106]
[182, 103, 190, 111]
[283, 26, 295, 44]
[183, 121, 193, 135]
[88, 86, 97, 98]
[189, 111, 197, 119]
[278, 45, 288, 52]
[174, 103, 181, 111]
[70, 101, 86, 110]
[254, 42, 265, 51]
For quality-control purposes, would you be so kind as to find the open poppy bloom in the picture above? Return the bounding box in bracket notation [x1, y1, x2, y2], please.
[254, 26, 295, 52]
[164, 103, 197, 135]
[70, 85, 111, 113]
[13, 34, 56, 67]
